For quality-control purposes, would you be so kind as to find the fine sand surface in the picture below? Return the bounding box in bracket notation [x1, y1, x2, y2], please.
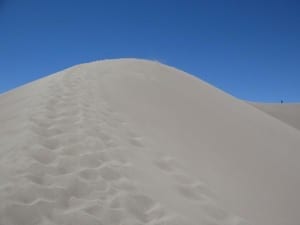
[251, 103, 300, 131]
[0, 59, 299, 225]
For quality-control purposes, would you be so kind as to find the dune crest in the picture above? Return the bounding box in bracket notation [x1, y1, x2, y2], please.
[0, 59, 299, 225]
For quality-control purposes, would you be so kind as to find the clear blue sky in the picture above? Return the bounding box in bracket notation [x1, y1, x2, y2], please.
[1, 0, 299, 102]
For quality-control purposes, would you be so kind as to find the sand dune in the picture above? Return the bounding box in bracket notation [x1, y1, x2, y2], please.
[0, 59, 299, 225]
[251, 103, 300, 131]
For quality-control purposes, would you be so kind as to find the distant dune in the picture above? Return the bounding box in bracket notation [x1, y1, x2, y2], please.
[251, 103, 300, 131]
[0, 59, 299, 225]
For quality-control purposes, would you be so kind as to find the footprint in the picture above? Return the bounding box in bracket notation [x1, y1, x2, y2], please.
[82, 136, 105, 151]
[26, 162, 58, 177]
[109, 193, 123, 209]
[177, 184, 206, 201]
[171, 173, 194, 184]
[99, 165, 121, 181]
[225, 216, 250, 225]
[9, 186, 38, 204]
[125, 193, 156, 222]
[4, 202, 42, 225]
[58, 133, 81, 146]
[84, 203, 104, 218]
[80, 153, 102, 168]
[29, 117, 52, 129]
[60, 144, 83, 156]
[154, 157, 178, 172]
[200, 201, 229, 222]
[146, 215, 190, 225]
[172, 174, 215, 200]
[56, 156, 80, 175]
[29, 148, 57, 164]
[53, 210, 103, 225]
[97, 130, 113, 143]
[25, 174, 47, 185]
[30, 125, 63, 138]
[66, 177, 92, 198]
[146, 203, 166, 221]
[112, 177, 138, 192]
[53, 117, 79, 127]
[68, 197, 90, 211]
[101, 207, 124, 225]
[105, 149, 128, 165]
[129, 136, 144, 147]
[40, 137, 60, 150]
[78, 168, 99, 181]
[90, 178, 109, 192]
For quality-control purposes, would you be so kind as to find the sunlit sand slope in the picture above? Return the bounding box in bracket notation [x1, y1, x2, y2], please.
[0, 59, 299, 225]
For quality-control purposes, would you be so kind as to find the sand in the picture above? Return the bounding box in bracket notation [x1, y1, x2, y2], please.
[251, 103, 300, 131]
[0, 59, 299, 225]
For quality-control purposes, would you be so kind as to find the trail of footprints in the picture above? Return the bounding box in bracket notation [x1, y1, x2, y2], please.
[0, 72, 249, 225]
[0, 73, 185, 225]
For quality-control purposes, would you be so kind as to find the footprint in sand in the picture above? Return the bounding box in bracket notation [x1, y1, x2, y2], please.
[154, 156, 180, 173]
[129, 136, 145, 148]
[29, 147, 57, 165]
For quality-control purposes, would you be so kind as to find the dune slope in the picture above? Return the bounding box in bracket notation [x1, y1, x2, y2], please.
[0, 59, 300, 225]
[251, 103, 300, 131]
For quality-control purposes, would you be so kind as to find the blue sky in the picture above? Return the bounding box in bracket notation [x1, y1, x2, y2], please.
[0, 0, 299, 102]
